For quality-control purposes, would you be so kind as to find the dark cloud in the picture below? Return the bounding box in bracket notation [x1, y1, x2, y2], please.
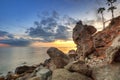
[27, 11, 77, 42]
[0, 30, 13, 38]
[0, 38, 30, 46]
[0, 30, 30, 46]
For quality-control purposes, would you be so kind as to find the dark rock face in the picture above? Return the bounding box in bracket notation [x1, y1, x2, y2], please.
[73, 21, 97, 61]
[15, 66, 36, 75]
[47, 47, 69, 69]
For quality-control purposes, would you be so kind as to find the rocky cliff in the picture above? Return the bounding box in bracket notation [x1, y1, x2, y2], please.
[1, 16, 120, 80]
[73, 16, 120, 63]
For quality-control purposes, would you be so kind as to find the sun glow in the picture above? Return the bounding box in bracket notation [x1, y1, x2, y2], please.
[30, 40, 76, 53]
[31, 40, 76, 47]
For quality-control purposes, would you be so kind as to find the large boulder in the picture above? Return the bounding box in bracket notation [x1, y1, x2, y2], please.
[15, 65, 36, 75]
[65, 61, 92, 77]
[47, 47, 69, 69]
[52, 69, 92, 80]
[92, 64, 120, 80]
[73, 21, 97, 61]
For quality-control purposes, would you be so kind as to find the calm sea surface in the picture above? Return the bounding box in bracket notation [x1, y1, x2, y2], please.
[0, 47, 75, 75]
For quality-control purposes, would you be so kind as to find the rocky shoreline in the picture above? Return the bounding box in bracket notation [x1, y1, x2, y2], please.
[1, 16, 120, 80]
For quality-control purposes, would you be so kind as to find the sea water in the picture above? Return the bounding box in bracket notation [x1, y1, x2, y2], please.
[0, 47, 75, 75]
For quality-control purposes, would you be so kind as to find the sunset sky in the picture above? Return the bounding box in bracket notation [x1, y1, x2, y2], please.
[0, 0, 120, 47]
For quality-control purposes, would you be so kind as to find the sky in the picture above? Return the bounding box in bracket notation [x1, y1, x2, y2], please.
[0, 0, 120, 47]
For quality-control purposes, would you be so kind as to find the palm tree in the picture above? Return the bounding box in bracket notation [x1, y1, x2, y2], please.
[98, 7, 106, 29]
[108, 6, 117, 19]
[106, 0, 117, 6]
[106, 0, 117, 19]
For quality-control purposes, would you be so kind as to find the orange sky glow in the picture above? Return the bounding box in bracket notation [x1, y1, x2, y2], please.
[0, 43, 10, 47]
[30, 40, 76, 53]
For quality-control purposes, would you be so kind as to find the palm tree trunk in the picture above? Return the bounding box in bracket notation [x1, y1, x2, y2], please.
[111, 10, 114, 19]
[111, 3, 114, 19]
[101, 13, 105, 29]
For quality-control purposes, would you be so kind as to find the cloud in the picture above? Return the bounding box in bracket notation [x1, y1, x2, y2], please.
[0, 30, 31, 46]
[0, 30, 13, 38]
[27, 11, 77, 42]
[0, 38, 30, 46]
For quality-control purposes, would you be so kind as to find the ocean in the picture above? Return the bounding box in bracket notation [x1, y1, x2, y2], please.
[0, 47, 75, 75]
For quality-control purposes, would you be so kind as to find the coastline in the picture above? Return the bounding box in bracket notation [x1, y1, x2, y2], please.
[1, 16, 120, 80]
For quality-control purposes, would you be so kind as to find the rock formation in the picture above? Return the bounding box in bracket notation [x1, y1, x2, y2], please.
[65, 61, 92, 77]
[46, 47, 69, 70]
[73, 16, 120, 62]
[73, 21, 97, 61]
[68, 50, 78, 61]
[106, 35, 120, 63]
[15, 65, 36, 75]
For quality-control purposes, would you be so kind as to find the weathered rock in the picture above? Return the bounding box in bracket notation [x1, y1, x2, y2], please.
[6, 71, 19, 80]
[65, 61, 92, 77]
[92, 16, 120, 57]
[28, 76, 40, 80]
[106, 35, 120, 63]
[47, 47, 69, 69]
[16, 66, 51, 80]
[68, 50, 78, 61]
[36, 68, 52, 80]
[92, 64, 120, 80]
[15, 65, 36, 75]
[52, 69, 92, 80]
[16, 73, 31, 80]
[73, 21, 97, 61]
[44, 59, 56, 71]
[0, 76, 5, 80]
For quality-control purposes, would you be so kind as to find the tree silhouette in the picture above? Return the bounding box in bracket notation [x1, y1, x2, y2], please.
[106, 0, 117, 19]
[98, 7, 106, 29]
[108, 6, 117, 19]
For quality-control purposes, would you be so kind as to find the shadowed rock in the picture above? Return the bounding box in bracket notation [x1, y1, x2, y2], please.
[15, 66, 36, 75]
[47, 47, 69, 70]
